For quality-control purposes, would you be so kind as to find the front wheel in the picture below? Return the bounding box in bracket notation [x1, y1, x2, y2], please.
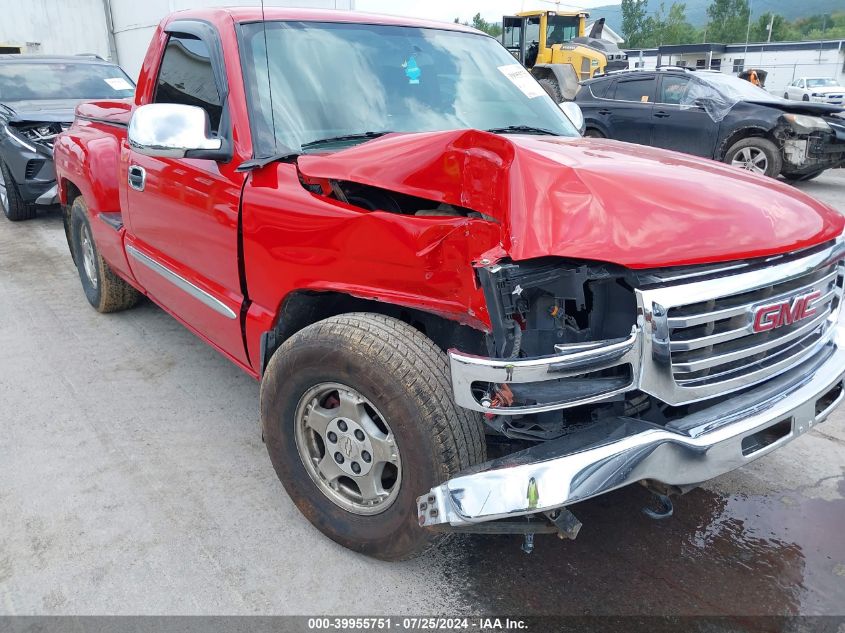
[0, 160, 35, 221]
[260, 313, 486, 560]
[538, 77, 563, 103]
[724, 137, 782, 178]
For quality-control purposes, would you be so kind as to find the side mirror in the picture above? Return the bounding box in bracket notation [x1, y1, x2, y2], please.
[559, 101, 586, 135]
[128, 103, 224, 159]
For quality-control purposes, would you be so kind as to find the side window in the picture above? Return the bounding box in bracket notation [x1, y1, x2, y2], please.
[798, 79, 805, 88]
[658, 75, 691, 104]
[154, 32, 223, 132]
[590, 78, 614, 98]
[613, 77, 656, 102]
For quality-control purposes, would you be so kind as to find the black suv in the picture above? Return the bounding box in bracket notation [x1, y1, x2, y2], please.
[575, 67, 845, 181]
[0, 55, 134, 221]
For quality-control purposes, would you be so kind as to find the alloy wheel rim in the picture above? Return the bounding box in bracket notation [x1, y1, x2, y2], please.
[294, 382, 402, 515]
[731, 147, 768, 175]
[80, 224, 98, 289]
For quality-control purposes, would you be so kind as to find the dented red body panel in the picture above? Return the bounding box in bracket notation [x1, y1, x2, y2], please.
[298, 130, 844, 267]
[53, 7, 845, 379]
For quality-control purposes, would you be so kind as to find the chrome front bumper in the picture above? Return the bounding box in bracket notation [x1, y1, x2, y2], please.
[419, 327, 845, 528]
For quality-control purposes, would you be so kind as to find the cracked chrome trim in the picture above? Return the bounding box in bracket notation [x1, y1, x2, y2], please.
[421, 328, 845, 528]
[449, 327, 641, 414]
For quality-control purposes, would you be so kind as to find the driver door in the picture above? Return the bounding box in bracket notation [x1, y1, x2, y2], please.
[651, 75, 719, 158]
[502, 16, 527, 65]
[123, 26, 248, 365]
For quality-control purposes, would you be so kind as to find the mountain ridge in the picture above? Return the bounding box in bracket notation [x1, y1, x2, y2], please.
[590, 0, 844, 38]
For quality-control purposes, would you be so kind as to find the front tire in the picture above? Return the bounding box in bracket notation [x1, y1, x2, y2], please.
[70, 196, 140, 313]
[584, 128, 605, 138]
[260, 313, 486, 560]
[724, 137, 782, 178]
[0, 160, 36, 221]
[538, 77, 563, 103]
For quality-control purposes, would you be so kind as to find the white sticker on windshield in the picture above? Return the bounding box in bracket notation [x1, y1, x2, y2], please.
[104, 77, 132, 91]
[497, 64, 546, 99]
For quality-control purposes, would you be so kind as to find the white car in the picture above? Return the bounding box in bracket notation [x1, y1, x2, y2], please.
[784, 77, 844, 105]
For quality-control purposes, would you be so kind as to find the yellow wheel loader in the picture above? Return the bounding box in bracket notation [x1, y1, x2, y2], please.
[501, 10, 629, 101]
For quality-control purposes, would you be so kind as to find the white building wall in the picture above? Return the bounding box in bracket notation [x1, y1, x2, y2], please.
[108, 0, 355, 81]
[0, 0, 111, 58]
[627, 43, 845, 95]
[0, 0, 355, 82]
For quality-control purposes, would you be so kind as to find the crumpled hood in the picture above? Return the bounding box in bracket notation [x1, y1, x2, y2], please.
[1, 99, 82, 123]
[297, 130, 843, 269]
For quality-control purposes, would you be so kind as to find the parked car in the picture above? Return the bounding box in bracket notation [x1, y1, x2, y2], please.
[54, 8, 845, 560]
[575, 67, 845, 180]
[784, 77, 844, 105]
[0, 55, 134, 221]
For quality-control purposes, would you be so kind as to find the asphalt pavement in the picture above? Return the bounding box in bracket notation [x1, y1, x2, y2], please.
[0, 169, 843, 616]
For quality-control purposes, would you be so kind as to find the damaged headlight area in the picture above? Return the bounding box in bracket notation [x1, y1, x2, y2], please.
[450, 259, 641, 439]
[4, 122, 67, 152]
[783, 113, 831, 134]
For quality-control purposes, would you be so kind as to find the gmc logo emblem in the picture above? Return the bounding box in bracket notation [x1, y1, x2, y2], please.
[752, 290, 822, 333]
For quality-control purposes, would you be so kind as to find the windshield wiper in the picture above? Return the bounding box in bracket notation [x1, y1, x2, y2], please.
[299, 131, 392, 150]
[236, 131, 393, 172]
[485, 125, 561, 136]
[237, 149, 301, 172]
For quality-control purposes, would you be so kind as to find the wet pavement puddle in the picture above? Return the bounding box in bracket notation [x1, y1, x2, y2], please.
[434, 478, 845, 617]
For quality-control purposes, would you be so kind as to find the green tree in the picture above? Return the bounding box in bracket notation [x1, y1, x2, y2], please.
[706, 0, 750, 43]
[749, 12, 797, 42]
[470, 13, 502, 38]
[647, 2, 698, 45]
[621, 0, 650, 47]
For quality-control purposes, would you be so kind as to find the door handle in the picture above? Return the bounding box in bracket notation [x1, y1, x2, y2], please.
[653, 111, 670, 118]
[598, 109, 611, 115]
[128, 165, 146, 192]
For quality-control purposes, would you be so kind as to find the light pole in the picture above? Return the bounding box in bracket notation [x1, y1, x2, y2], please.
[744, 0, 753, 56]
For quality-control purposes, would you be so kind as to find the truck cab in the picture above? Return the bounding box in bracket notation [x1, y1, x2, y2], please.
[53, 8, 845, 561]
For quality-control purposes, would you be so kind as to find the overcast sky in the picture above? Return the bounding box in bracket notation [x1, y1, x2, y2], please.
[353, 0, 622, 25]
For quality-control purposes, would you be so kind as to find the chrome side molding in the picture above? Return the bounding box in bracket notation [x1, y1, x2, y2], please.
[126, 245, 237, 320]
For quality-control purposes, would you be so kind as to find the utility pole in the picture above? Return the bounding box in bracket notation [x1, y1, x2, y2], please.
[766, 13, 774, 43]
[744, 0, 753, 56]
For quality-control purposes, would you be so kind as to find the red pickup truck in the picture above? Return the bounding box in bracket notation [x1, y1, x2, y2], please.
[54, 8, 845, 560]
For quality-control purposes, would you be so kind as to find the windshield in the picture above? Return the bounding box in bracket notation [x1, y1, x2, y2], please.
[0, 62, 134, 102]
[806, 78, 838, 88]
[546, 15, 580, 45]
[697, 72, 779, 102]
[240, 21, 579, 156]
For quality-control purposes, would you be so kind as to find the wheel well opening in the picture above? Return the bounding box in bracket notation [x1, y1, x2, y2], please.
[62, 179, 82, 206]
[261, 291, 487, 373]
[719, 128, 773, 161]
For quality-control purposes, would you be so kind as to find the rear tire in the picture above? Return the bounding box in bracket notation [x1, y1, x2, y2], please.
[724, 137, 782, 178]
[260, 313, 486, 560]
[783, 92, 789, 99]
[70, 196, 140, 313]
[538, 77, 563, 103]
[0, 160, 36, 221]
